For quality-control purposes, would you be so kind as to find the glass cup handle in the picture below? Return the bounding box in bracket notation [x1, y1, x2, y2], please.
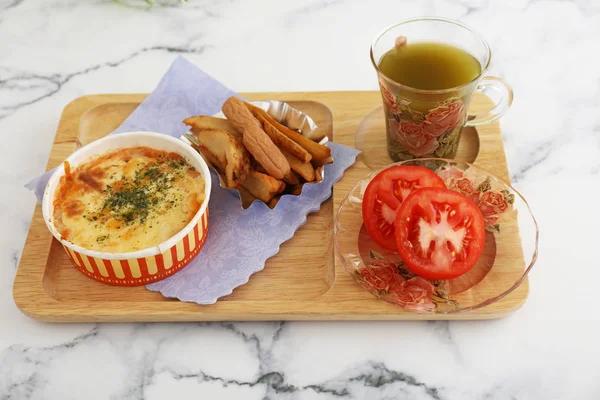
[465, 76, 513, 127]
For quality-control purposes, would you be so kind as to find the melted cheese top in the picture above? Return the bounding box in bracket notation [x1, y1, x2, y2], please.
[53, 146, 206, 253]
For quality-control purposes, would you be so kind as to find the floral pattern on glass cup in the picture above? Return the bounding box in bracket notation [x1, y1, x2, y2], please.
[380, 84, 466, 161]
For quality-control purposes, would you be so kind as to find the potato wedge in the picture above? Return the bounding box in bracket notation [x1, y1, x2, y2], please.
[260, 118, 311, 163]
[189, 143, 225, 172]
[247, 153, 301, 184]
[190, 128, 250, 188]
[314, 166, 323, 182]
[289, 184, 303, 196]
[281, 149, 315, 182]
[267, 196, 281, 209]
[184, 116, 240, 137]
[245, 102, 332, 164]
[241, 170, 285, 203]
[254, 163, 267, 175]
[237, 186, 258, 209]
[312, 154, 334, 168]
[304, 126, 328, 142]
[223, 97, 290, 180]
[282, 170, 301, 185]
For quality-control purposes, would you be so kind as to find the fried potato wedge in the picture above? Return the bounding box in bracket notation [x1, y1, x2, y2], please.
[258, 163, 301, 186]
[190, 127, 250, 188]
[304, 126, 328, 143]
[184, 98, 332, 208]
[245, 102, 332, 164]
[282, 170, 301, 185]
[254, 163, 267, 175]
[260, 118, 312, 163]
[223, 97, 290, 180]
[288, 184, 303, 196]
[184, 116, 240, 137]
[189, 143, 225, 171]
[267, 196, 281, 209]
[237, 186, 258, 209]
[314, 166, 324, 182]
[241, 170, 285, 203]
[281, 149, 315, 182]
[311, 154, 334, 168]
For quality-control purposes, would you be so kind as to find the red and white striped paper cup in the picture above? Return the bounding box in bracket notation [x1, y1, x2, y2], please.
[42, 131, 212, 286]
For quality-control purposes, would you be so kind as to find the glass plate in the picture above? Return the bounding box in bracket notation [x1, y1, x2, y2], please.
[334, 159, 539, 314]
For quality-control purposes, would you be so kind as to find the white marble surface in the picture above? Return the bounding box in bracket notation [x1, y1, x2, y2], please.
[1, 0, 599, 398]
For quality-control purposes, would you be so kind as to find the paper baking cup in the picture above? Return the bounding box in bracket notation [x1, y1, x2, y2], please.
[42, 131, 212, 286]
[181, 100, 330, 209]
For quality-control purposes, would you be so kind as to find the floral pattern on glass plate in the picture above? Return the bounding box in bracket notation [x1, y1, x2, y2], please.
[334, 159, 539, 314]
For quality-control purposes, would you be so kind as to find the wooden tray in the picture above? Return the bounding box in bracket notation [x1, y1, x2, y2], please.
[13, 91, 528, 321]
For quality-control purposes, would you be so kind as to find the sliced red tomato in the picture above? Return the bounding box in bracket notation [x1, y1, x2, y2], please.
[394, 187, 486, 280]
[362, 166, 446, 251]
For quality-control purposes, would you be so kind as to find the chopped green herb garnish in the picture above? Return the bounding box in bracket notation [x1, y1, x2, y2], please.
[94, 155, 191, 227]
[96, 235, 110, 243]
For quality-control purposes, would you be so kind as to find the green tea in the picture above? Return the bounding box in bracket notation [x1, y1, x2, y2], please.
[378, 42, 481, 90]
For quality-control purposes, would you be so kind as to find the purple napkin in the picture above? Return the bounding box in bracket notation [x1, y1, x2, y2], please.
[26, 56, 359, 304]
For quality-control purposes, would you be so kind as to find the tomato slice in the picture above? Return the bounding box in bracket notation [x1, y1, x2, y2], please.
[394, 187, 486, 280]
[362, 166, 446, 251]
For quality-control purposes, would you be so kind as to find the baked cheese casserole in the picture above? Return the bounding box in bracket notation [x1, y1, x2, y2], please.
[53, 146, 206, 253]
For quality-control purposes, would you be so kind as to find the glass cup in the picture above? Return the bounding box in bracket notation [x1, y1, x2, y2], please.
[370, 17, 513, 161]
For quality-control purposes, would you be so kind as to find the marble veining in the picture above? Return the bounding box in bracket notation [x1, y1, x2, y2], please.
[2, 323, 454, 399]
[1, 0, 600, 399]
[0, 44, 209, 121]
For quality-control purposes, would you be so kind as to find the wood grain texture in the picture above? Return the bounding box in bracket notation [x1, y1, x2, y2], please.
[13, 91, 529, 322]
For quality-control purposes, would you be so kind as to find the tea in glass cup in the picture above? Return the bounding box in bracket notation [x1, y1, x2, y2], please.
[371, 18, 513, 161]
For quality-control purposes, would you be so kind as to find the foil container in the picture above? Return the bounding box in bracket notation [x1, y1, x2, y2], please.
[181, 100, 331, 209]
